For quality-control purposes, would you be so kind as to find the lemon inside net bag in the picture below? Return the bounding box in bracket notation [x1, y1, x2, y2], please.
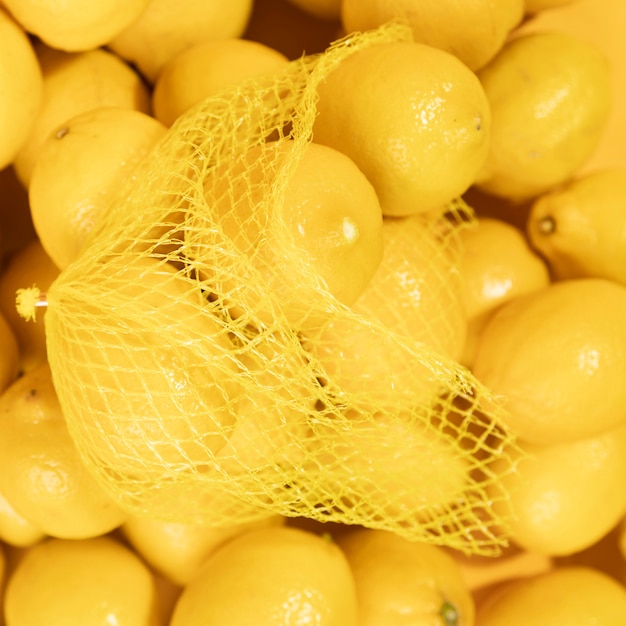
[18, 23, 520, 556]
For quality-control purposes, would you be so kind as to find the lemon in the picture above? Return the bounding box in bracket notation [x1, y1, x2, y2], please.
[0, 363, 128, 539]
[170, 526, 358, 626]
[489, 421, 626, 556]
[312, 39, 491, 217]
[122, 514, 285, 586]
[13, 43, 152, 187]
[336, 528, 475, 626]
[29, 107, 167, 270]
[194, 140, 383, 326]
[517, 0, 626, 174]
[0, 8, 42, 170]
[475, 31, 611, 201]
[459, 217, 550, 368]
[153, 38, 288, 127]
[313, 408, 470, 523]
[0, 487, 45, 548]
[453, 547, 553, 595]
[476, 566, 626, 626]
[2, 0, 151, 51]
[301, 313, 445, 408]
[0, 239, 59, 373]
[108, 0, 255, 83]
[341, 0, 525, 71]
[353, 214, 467, 362]
[44, 257, 240, 477]
[4, 536, 161, 626]
[216, 336, 315, 476]
[527, 168, 626, 284]
[473, 278, 626, 445]
[0, 310, 19, 392]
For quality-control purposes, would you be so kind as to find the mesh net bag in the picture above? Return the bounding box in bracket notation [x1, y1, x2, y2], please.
[17, 23, 521, 556]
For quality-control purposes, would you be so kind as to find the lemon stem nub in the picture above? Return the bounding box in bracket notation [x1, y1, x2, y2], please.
[538, 215, 557, 235]
[15, 287, 48, 322]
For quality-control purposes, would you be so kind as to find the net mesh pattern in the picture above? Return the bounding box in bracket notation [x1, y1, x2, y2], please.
[33, 23, 519, 556]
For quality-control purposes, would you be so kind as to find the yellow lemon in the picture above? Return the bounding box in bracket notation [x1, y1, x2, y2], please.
[313, 39, 491, 217]
[313, 408, 471, 523]
[459, 217, 550, 368]
[0, 239, 59, 373]
[122, 514, 285, 586]
[194, 140, 383, 326]
[44, 256, 240, 476]
[473, 278, 626, 445]
[285, 0, 341, 21]
[488, 421, 626, 556]
[4, 536, 161, 626]
[475, 31, 611, 201]
[476, 566, 626, 626]
[336, 528, 475, 626]
[0, 363, 128, 539]
[0, 487, 45, 548]
[353, 214, 467, 362]
[341, 0, 525, 71]
[170, 526, 358, 626]
[29, 107, 167, 270]
[516, 0, 626, 175]
[2, 0, 151, 51]
[301, 313, 446, 408]
[13, 43, 152, 187]
[153, 38, 288, 127]
[527, 168, 626, 284]
[216, 334, 316, 476]
[0, 310, 19, 391]
[108, 0, 255, 83]
[452, 546, 553, 595]
[0, 8, 42, 170]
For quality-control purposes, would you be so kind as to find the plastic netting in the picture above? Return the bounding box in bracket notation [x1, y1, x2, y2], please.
[19, 23, 520, 556]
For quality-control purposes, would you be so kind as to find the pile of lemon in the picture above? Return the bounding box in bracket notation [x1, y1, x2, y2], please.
[2, 0, 626, 624]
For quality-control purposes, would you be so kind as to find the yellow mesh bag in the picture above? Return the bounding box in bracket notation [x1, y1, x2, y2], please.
[17, 23, 520, 556]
